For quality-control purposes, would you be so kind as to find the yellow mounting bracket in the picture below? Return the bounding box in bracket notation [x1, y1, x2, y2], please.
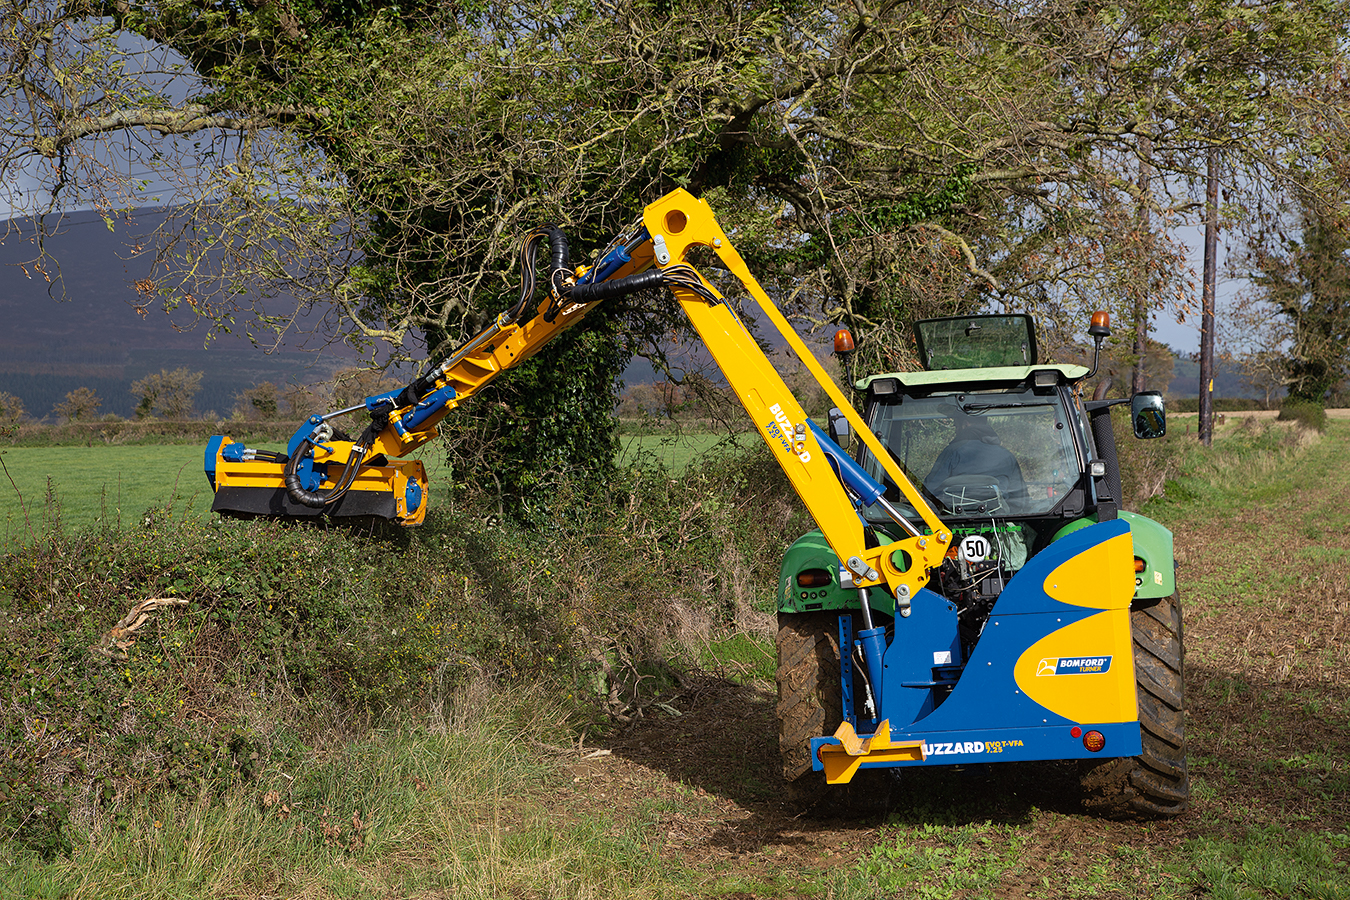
[818, 720, 926, 784]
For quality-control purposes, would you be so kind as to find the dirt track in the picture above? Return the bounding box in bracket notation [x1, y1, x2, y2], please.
[567, 421, 1350, 897]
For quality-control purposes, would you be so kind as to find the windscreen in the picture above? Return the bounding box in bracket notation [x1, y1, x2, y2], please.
[914, 316, 1036, 370]
[860, 387, 1080, 520]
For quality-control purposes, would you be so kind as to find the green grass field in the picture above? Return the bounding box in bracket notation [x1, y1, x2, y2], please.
[618, 430, 756, 471]
[0, 431, 752, 545]
[0, 445, 215, 541]
[0, 443, 451, 544]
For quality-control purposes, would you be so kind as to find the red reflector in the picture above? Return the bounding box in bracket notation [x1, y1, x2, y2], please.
[796, 569, 832, 588]
[1083, 730, 1106, 752]
[1070, 726, 1082, 738]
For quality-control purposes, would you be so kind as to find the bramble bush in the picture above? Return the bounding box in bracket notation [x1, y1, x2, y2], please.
[0, 510, 557, 857]
[0, 440, 805, 858]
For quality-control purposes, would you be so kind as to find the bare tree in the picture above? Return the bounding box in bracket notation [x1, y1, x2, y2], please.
[1238, 350, 1291, 410]
[53, 387, 101, 422]
[0, 391, 27, 426]
[131, 368, 202, 419]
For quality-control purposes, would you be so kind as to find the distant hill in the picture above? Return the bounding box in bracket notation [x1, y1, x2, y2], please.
[2, 209, 1270, 420]
[1165, 354, 1269, 402]
[0, 210, 353, 420]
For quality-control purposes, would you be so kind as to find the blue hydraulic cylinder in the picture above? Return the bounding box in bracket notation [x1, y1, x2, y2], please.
[858, 624, 887, 720]
[806, 419, 885, 508]
[584, 227, 650, 285]
[399, 384, 457, 433]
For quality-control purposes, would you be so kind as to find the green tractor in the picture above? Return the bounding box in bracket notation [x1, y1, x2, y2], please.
[777, 313, 1187, 819]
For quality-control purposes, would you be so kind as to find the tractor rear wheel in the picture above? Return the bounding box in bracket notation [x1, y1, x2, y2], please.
[776, 611, 844, 785]
[1080, 591, 1190, 819]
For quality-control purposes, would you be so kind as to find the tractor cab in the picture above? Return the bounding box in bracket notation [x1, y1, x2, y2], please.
[857, 375, 1085, 525]
[802, 312, 1175, 663]
[853, 311, 1099, 551]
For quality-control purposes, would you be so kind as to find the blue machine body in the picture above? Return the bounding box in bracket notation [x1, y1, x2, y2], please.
[811, 519, 1143, 770]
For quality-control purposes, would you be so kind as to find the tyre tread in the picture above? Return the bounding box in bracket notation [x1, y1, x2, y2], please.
[1080, 591, 1190, 819]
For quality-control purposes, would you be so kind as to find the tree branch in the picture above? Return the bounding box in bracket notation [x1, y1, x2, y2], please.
[31, 103, 326, 156]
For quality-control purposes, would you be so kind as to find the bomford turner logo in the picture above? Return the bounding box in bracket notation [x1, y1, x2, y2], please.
[1037, 656, 1112, 676]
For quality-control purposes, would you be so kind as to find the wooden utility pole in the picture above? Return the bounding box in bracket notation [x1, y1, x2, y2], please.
[1132, 136, 1153, 396]
[1198, 147, 1219, 446]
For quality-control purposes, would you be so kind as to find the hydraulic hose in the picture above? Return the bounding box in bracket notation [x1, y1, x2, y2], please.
[394, 225, 574, 410]
[283, 423, 379, 509]
[513, 225, 571, 324]
[547, 225, 570, 301]
[282, 437, 327, 508]
[569, 268, 666, 304]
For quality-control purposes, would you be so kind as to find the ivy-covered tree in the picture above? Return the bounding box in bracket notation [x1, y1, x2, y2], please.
[1247, 204, 1350, 404]
[4, 0, 1349, 503]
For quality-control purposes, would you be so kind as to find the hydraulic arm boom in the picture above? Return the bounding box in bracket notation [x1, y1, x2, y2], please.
[206, 189, 951, 601]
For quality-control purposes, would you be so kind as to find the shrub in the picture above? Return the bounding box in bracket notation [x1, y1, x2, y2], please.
[1276, 399, 1327, 432]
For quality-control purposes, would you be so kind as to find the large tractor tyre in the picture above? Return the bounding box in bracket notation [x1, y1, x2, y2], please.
[776, 611, 844, 785]
[776, 611, 897, 812]
[1080, 591, 1190, 819]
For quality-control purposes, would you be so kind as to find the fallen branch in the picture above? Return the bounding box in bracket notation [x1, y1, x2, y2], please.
[90, 597, 189, 661]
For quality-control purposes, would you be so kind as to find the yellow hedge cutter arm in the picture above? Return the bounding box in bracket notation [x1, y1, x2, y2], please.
[205, 189, 950, 605]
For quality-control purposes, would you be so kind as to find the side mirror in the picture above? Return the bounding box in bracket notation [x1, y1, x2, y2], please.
[827, 407, 852, 448]
[1131, 390, 1166, 439]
